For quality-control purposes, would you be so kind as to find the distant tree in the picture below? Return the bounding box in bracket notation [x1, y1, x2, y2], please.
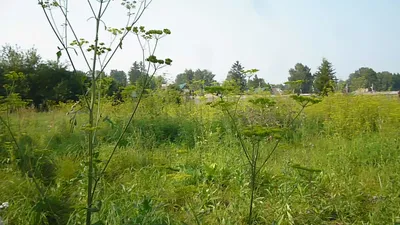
[288, 63, 314, 93]
[193, 69, 216, 86]
[128, 61, 145, 85]
[376, 71, 392, 91]
[284, 80, 304, 95]
[175, 69, 195, 85]
[222, 78, 241, 94]
[313, 58, 336, 96]
[110, 69, 127, 86]
[392, 73, 400, 91]
[0, 45, 41, 98]
[0, 45, 40, 72]
[350, 76, 367, 91]
[175, 69, 216, 93]
[142, 75, 165, 90]
[336, 79, 347, 93]
[247, 75, 267, 90]
[347, 67, 378, 92]
[153, 75, 167, 89]
[226, 61, 246, 92]
[28, 61, 87, 108]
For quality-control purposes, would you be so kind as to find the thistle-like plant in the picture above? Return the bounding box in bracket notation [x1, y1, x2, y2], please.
[37, 1, 172, 224]
[207, 71, 321, 224]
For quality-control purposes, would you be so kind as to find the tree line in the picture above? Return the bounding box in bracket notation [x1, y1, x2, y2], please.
[0, 45, 166, 109]
[286, 59, 400, 94]
[1, 44, 400, 110]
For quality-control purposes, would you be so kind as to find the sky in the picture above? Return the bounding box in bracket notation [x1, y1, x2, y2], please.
[1, 0, 400, 84]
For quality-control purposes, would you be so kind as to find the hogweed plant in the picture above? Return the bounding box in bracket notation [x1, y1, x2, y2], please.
[206, 71, 321, 224]
[37, 0, 172, 224]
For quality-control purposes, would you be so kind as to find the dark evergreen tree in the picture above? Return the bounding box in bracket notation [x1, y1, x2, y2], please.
[226, 61, 246, 92]
[313, 58, 336, 96]
[128, 61, 145, 85]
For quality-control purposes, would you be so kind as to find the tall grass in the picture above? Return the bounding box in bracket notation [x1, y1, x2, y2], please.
[1, 93, 400, 224]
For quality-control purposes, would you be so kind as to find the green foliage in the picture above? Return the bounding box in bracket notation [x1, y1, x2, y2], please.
[248, 97, 276, 107]
[313, 58, 337, 96]
[133, 117, 197, 149]
[109, 70, 128, 87]
[175, 69, 216, 93]
[128, 61, 145, 85]
[226, 61, 247, 92]
[290, 94, 322, 106]
[347, 67, 378, 92]
[288, 63, 314, 93]
[247, 75, 268, 91]
[285, 80, 304, 95]
[1, 94, 400, 224]
[242, 125, 282, 140]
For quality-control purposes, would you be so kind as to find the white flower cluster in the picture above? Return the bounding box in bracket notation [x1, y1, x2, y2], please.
[0, 202, 8, 210]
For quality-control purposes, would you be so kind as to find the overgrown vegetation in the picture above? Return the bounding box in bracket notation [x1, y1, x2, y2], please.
[1, 1, 400, 225]
[1, 90, 400, 224]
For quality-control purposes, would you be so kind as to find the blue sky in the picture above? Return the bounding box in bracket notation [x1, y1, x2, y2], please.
[1, 0, 399, 84]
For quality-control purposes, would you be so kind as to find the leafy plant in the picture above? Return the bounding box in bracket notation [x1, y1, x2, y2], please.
[207, 69, 321, 223]
[38, 0, 172, 224]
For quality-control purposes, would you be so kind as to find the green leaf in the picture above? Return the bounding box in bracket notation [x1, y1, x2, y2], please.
[290, 94, 322, 106]
[249, 97, 276, 107]
[163, 28, 171, 34]
[56, 50, 62, 61]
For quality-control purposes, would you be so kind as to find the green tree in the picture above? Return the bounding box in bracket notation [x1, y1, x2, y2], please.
[28, 61, 87, 108]
[175, 69, 195, 85]
[175, 69, 216, 93]
[153, 75, 167, 89]
[110, 69, 127, 87]
[376, 71, 392, 91]
[337, 79, 347, 93]
[392, 73, 400, 90]
[193, 69, 216, 86]
[313, 58, 336, 96]
[351, 76, 368, 92]
[128, 61, 145, 85]
[288, 63, 314, 93]
[347, 67, 378, 92]
[226, 61, 246, 92]
[247, 75, 267, 90]
[0, 45, 41, 99]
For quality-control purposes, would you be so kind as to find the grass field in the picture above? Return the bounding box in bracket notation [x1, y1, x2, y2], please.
[1, 93, 400, 224]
